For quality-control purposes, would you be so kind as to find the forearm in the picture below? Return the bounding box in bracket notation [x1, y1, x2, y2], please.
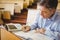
[30, 24, 38, 30]
[45, 29, 60, 40]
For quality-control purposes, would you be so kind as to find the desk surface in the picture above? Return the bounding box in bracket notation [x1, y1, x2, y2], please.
[1, 28, 22, 40]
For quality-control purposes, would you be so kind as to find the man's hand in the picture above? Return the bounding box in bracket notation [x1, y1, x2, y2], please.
[35, 28, 46, 34]
[21, 25, 31, 32]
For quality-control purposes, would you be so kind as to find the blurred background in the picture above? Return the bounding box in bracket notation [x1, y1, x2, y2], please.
[0, 0, 60, 25]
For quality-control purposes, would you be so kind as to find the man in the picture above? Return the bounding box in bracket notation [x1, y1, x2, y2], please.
[21, 0, 60, 40]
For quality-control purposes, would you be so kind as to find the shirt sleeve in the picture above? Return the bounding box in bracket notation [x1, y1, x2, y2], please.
[44, 22, 60, 40]
[30, 13, 40, 30]
[45, 29, 58, 40]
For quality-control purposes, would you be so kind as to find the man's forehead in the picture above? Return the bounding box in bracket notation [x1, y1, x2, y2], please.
[39, 6, 49, 11]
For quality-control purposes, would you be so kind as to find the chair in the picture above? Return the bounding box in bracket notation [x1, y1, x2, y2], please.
[29, 0, 34, 5]
[2, 11, 11, 20]
[0, 11, 4, 24]
[14, 0, 24, 13]
[23, 0, 30, 8]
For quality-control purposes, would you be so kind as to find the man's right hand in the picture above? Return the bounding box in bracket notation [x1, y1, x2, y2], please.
[21, 25, 31, 32]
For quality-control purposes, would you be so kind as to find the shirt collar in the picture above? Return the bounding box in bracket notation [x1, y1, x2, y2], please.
[48, 11, 58, 21]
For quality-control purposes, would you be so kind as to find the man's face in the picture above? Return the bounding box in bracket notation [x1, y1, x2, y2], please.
[39, 6, 55, 19]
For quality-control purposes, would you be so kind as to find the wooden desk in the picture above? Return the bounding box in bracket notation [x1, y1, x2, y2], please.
[1, 28, 22, 40]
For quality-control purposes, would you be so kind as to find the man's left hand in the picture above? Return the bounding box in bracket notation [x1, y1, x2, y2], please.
[35, 28, 46, 34]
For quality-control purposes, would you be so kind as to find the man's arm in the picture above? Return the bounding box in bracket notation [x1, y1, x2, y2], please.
[30, 13, 40, 30]
[35, 22, 60, 40]
[44, 29, 60, 40]
[21, 13, 40, 32]
[44, 23, 60, 40]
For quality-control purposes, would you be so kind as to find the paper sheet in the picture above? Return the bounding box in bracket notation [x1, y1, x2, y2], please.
[13, 30, 53, 40]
